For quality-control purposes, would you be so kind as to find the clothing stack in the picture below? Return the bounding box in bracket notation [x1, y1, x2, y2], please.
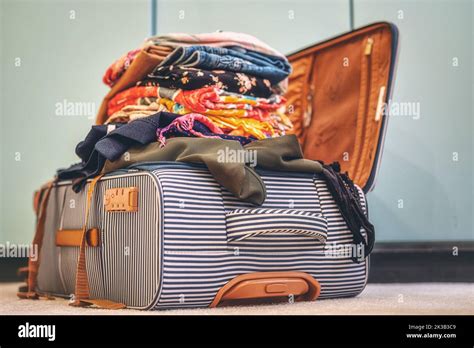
[58, 32, 293, 191]
[102, 31, 293, 140]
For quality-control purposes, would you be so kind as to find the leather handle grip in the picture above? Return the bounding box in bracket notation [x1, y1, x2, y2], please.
[56, 228, 100, 247]
[210, 271, 320, 308]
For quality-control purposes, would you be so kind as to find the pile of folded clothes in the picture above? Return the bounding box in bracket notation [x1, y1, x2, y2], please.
[102, 31, 293, 139]
[54, 32, 375, 258]
[58, 32, 293, 190]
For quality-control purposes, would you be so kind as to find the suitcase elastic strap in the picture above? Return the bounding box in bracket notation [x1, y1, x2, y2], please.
[17, 180, 56, 300]
[70, 175, 126, 309]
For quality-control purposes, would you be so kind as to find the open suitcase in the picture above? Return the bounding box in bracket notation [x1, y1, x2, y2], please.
[20, 22, 398, 310]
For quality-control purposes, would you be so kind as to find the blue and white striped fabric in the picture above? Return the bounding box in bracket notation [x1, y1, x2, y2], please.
[37, 173, 162, 309]
[37, 162, 369, 310]
[148, 163, 368, 309]
[225, 208, 328, 243]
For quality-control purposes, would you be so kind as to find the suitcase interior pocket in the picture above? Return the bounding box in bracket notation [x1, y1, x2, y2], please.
[225, 208, 328, 254]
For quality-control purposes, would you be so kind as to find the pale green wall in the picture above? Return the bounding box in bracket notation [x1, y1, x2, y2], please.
[0, 0, 472, 244]
[353, 0, 473, 241]
[0, 0, 149, 244]
[155, 0, 351, 54]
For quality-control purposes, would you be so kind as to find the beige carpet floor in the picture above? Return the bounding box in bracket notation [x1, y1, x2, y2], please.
[1, 282, 472, 315]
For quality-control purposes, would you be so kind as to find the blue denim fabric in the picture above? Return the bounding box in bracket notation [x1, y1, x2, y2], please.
[159, 45, 291, 84]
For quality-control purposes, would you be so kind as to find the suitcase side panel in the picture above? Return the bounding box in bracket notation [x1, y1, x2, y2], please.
[92, 173, 162, 308]
[150, 167, 229, 309]
[149, 164, 368, 309]
[313, 179, 369, 298]
[36, 172, 163, 309]
[37, 185, 69, 296]
[227, 173, 368, 299]
[37, 163, 368, 309]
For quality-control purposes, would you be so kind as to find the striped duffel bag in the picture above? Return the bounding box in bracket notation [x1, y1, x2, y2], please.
[18, 161, 374, 310]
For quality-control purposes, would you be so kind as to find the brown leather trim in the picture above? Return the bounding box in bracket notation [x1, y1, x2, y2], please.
[56, 228, 100, 247]
[73, 298, 127, 310]
[96, 49, 166, 125]
[69, 175, 126, 309]
[104, 187, 138, 212]
[72, 175, 103, 303]
[288, 22, 391, 60]
[32, 190, 41, 216]
[19, 180, 56, 300]
[16, 285, 29, 297]
[209, 271, 320, 308]
[286, 22, 393, 189]
[17, 266, 29, 278]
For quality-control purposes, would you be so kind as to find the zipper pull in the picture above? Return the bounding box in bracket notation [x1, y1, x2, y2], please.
[364, 38, 374, 56]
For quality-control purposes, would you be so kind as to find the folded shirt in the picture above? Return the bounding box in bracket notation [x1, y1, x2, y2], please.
[105, 103, 168, 124]
[103, 31, 288, 88]
[107, 85, 286, 119]
[142, 66, 276, 98]
[155, 99, 279, 139]
[103, 46, 174, 87]
[106, 85, 291, 139]
[148, 100, 291, 140]
[57, 123, 126, 183]
[75, 124, 120, 162]
[157, 45, 291, 85]
[204, 114, 279, 139]
[103, 48, 142, 87]
[157, 113, 254, 146]
[150, 31, 287, 59]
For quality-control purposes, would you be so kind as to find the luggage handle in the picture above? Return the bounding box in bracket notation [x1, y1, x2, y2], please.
[56, 228, 100, 247]
[225, 208, 328, 243]
[210, 271, 320, 307]
[17, 180, 56, 300]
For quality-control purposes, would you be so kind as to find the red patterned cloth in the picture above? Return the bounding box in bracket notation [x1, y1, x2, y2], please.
[107, 86, 285, 120]
[102, 48, 141, 87]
